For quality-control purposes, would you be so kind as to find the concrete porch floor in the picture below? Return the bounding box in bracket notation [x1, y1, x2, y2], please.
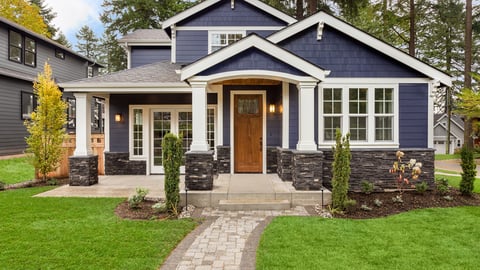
[35, 174, 331, 208]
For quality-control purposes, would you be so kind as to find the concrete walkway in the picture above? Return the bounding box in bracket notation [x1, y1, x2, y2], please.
[160, 207, 309, 270]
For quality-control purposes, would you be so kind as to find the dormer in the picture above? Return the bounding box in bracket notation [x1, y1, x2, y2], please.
[118, 29, 171, 69]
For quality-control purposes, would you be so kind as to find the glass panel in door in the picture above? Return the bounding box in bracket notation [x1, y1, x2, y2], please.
[178, 111, 192, 165]
[152, 111, 171, 171]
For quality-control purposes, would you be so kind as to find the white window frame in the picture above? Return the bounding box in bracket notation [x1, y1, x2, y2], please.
[318, 83, 399, 148]
[208, 30, 246, 54]
[129, 106, 147, 160]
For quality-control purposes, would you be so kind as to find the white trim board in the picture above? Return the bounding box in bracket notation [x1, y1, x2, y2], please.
[176, 26, 284, 31]
[181, 35, 328, 81]
[267, 11, 452, 87]
[162, 0, 296, 29]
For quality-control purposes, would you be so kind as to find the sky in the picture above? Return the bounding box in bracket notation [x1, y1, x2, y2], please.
[43, 0, 105, 49]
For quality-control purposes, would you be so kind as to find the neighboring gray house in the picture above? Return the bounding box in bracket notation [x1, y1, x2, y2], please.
[434, 114, 464, 154]
[0, 16, 102, 156]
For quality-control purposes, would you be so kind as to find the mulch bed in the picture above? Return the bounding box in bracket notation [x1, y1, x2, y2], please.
[333, 188, 480, 219]
[115, 200, 170, 220]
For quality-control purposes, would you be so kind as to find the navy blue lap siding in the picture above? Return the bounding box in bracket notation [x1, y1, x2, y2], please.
[279, 25, 425, 78]
[176, 30, 208, 63]
[200, 48, 307, 76]
[177, 0, 287, 27]
[222, 85, 282, 147]
[131, 47, 171, 68]
[399, 83, 428, 148]
[109, 93, 217, 152]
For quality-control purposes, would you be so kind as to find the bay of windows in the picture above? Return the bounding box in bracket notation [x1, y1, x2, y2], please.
[321, 85, 396, 145]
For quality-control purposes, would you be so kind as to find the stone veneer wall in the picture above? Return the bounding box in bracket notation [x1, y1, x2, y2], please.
[69, 155, 98, 186]
[321, 148, 435, 192]
[104, 152, 146, 175]
[267, 147, 278, 173]
[277, 148, 293, 181]
[185, 151, 214, 190]
[216, 146, 230, 174]
[292, 151, 323, 190]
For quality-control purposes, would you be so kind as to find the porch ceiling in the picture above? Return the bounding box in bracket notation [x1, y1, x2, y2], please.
[212, 78, 282, 86]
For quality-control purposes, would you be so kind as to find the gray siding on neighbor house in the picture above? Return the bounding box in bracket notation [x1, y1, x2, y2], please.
[200, 48, 308, 76]
[279, 25, 425, 78]
[131, 46, 171, 68]
[109, 93, 218, 152]
[177, 0, 287, 27]
[176, 30, 208, 63]
[399, 83, 428, 148]
[0, 76, 32, 155]
[0, 25, 92, 82]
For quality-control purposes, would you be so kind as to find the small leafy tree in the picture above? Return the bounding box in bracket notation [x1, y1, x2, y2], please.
[460, 147, 477, 195]
[25, 62, 67, 182]
[332, 129, 352, 211]
[162, 133, 183, 214]
[389, 151, 423, 196]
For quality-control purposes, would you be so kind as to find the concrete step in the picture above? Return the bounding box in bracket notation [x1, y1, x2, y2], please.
[218, 199, 290, 211]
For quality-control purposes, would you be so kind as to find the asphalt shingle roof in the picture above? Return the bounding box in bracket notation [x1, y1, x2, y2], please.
[118, 29, 171, 43]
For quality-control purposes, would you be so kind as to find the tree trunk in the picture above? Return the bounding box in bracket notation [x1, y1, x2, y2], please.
[464, 0, 473, 149]
[307, 0, 317, 15]
[446, 86, 452, 154]
[296, 0, 304, 19]
[409, 0, 415, 56]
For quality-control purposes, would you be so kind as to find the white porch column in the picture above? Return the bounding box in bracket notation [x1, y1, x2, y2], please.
[296, 81, 318, 151]
[190, 81, 210, 151]
[73, 93, 92, 156]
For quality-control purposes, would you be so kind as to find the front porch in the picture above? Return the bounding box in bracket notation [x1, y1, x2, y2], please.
[35, 174, 332, 209]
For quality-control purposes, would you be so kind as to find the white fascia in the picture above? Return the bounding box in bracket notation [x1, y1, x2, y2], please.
[62, 83, 192, 94]
[181, 35, 327, 81]
[243, 0, 296, 24]
[268, 11, 452, 87]
[124, 41, 171, 46]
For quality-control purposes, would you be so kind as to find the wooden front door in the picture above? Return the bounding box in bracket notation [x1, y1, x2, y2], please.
[234, 94, 263, 173]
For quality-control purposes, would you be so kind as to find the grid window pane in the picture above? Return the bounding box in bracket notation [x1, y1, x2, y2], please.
[349, 88, 368, 114]
[350, 117, 367, 141]
[324, 117, 341, 140]
[375, 116, 393, 141]
[9, 31, 22, 63]
[211, 33, 244, 52]
[133, 109, 143, 156]
[323, 88, 342, 114]
[152, 112, 171, 166]
[178, 112, 193, 164]
[375, 88, 393, 114]
[207, 108, 215, 151]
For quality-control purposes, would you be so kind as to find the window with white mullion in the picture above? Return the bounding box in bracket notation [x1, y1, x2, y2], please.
[209, 31, 245, 53]
[374, 88, 394, 141]
[322, 88, 342, 141]
[348, 88, 368, 141]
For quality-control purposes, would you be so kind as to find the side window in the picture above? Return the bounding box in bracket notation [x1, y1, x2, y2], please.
[24, 37, 36, 67]
[209, 32, 245, 53]
[8, 30, 36, 67]
[21, 91, 37, 120]
[9, 31, 22, 63]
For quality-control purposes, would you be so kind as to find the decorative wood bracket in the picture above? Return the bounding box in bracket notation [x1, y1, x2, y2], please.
[317, 21, 325, 40]
[171, 24, 176, 39]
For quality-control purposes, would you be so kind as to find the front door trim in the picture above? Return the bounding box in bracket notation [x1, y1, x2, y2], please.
[230, 90, 266, 174]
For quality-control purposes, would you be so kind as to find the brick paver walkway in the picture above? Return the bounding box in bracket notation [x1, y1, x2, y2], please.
[161, 207, 309, 270]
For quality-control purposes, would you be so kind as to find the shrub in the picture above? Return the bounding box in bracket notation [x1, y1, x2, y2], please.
[360, 180, 374, 194]
[0, 181, 5, 191]
[47, 178, 58, 186]
[152, 202, 167, 213]
[460, 147, 477, 195]
[415, 181, 428, 194]
[374, 198, 383, 207]
[162, 133, 183, 214]
[331, 129, 351, 211]
[128, 188, 149, 209]
[435, 178, 449, 194]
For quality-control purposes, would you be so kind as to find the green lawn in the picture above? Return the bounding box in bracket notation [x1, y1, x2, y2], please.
[0, 156, 35, 184]
[0, 187, 196, 269]
[435, 154, 461, 160]
[257, 207, 480, 269]
[436, 174, 480, 193]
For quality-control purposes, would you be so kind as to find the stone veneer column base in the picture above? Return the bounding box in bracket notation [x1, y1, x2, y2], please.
[185, 151, 214, 190]
[292, 150, 324, 190]
[216, 146, 230, 174]
[104, 152, 146, 175]
[69, 155, 98, 186]
[277, 148, 293, 181]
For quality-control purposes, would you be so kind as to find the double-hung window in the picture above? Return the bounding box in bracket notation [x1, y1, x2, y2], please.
[320, 84, 398, 147]
[209, 31, 245, 53]
[8, 30, 36, 67]
[21, 91, 37, 120]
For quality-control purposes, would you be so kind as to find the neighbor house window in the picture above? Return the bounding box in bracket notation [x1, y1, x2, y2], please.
[209, 31, 245, 53]
[55, 49, 65, 59]
[67, 98, 76, 129]
[9, 31, 22, 63]
[320, 84, 398, 146]
[91, 98, 104, 133]
[9, 30, 36, 67]
[21, 91, 37, 120]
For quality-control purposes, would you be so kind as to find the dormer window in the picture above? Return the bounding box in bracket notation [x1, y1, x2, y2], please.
[209, 31, 245, 53]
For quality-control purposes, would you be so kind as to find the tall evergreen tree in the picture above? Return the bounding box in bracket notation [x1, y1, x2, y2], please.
[75, 25, 100, 60]
[29, 0, 58, 37]
[54, 31, 72, 48]
[465, 0, 474, 149]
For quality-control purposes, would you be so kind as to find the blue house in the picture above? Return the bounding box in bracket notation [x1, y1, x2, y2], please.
[61, 0, 451, 191]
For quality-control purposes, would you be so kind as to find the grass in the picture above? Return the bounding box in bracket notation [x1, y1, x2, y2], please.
[0, 156, 35, 184]
[257, 207, 480, 269]
[0, 187, 196, 269]
[435, 174, 480, 193]
[435, 153, 461, 160]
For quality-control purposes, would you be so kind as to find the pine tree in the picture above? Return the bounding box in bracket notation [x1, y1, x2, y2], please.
[29, 0, 58, 37]
[54, 31, 72, 48]
[25, 63, 67, 182]
[75, 25, 99, 60]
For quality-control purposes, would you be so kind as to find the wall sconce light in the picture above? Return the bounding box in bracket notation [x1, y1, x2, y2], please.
[114, 113, 123, 122]
[269, 104, 276, 113]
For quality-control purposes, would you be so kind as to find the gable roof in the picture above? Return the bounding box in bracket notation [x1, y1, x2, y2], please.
[118, 29, 171, 46]
[434, 114, 465, 131]
[0, 16, 101, 66]
[268, 11, 452, 87]
[181, 34, 329, 81]
[162, 0, 296, 29]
